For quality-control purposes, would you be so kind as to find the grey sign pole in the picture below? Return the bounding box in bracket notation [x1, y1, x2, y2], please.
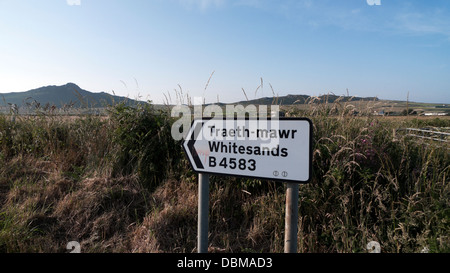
[198, 173, 209, 253]
[284, 182, 299, 253]
[184, 117, 311, 254]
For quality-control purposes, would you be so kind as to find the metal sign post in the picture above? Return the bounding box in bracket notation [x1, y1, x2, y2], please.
[284, 182, 299, 253]
[183, 118, 312, 254]
[198, 173, 209, 253]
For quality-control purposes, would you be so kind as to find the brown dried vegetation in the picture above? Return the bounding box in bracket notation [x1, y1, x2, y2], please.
[0, 101, 449, 253]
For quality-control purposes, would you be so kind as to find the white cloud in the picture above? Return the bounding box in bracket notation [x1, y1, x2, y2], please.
[234, 0, 266, 9]
[395, 10, 450, 38]
[179, 0, 225, 10]
[66, 0, 81, 6]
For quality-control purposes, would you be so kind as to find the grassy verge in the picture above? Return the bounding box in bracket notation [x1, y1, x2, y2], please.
[0, 101, 448, 253]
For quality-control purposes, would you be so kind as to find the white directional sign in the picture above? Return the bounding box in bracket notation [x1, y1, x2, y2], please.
[183, 118, 312, 183]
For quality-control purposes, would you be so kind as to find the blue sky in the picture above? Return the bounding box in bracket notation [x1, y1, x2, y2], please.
[0, 0, 449, 104]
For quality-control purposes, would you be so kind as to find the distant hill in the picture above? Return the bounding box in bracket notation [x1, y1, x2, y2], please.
[233, 94, 379, 105]
[0, 83, 144, 108]
[1, 83, 380, 110]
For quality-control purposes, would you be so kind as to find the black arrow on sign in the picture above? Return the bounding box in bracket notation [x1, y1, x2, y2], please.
[187, 121, 204, 170]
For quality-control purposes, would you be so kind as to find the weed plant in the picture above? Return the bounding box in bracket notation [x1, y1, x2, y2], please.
[108, 102, 182, 190]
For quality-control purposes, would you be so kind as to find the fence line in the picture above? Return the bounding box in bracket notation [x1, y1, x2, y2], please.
[396, 128, 449, 145]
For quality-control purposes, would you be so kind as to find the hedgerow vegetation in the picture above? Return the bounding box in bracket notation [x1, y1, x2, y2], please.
[0, 101, 448, 253]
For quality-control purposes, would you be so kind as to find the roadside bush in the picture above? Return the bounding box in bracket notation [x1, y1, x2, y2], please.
[299, 108, 449, 252]
[108, 103, 182, 190]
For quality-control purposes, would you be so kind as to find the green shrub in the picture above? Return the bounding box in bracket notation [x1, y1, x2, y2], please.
[109, 102, 182, 190]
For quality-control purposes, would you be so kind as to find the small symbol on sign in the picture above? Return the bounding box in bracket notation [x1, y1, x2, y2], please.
[66, 241, 81, 253]
[282, 171, 288, 177]
[273, 171, 279, 177]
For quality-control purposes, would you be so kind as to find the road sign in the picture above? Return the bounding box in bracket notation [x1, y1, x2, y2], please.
[183, 118, 312, 183]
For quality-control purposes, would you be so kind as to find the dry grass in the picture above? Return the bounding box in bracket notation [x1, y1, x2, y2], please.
[0, 100, 449, 253]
